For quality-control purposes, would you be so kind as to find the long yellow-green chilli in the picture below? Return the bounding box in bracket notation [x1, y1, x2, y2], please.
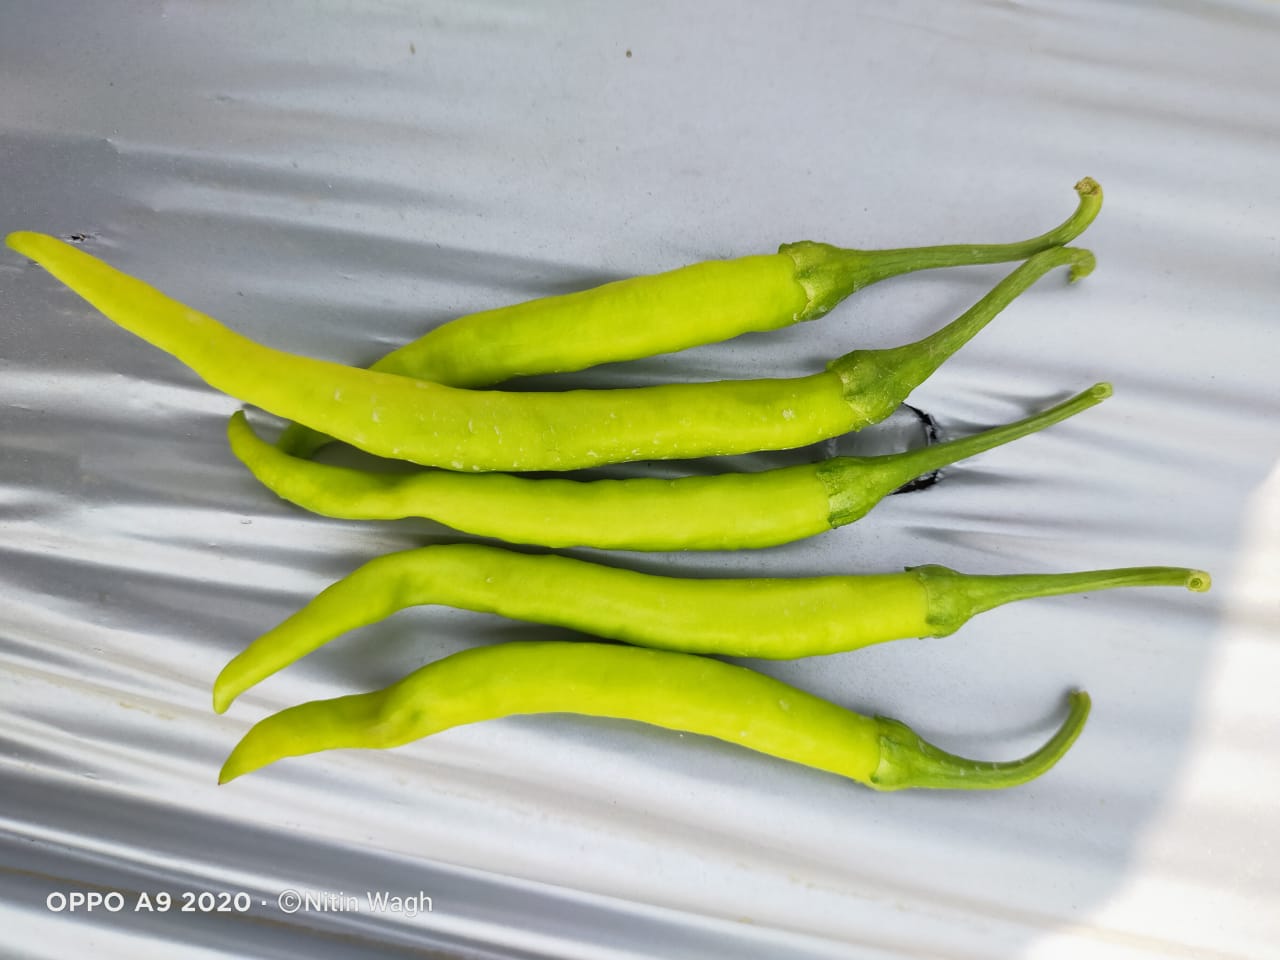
[212, 546, 1208, 713]
[218, 640, 1092, 790]
[4, 232, 1094, 472]
[228, 384, 1112, 550]
[277, 177, 1102, 456]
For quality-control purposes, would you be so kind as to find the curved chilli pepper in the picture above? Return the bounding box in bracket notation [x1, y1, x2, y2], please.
[277, 178, 1102, 456]
[227, 384, 1112, 550]
[217, 640, 1092, 790]
[4, 233, 1093, 472]
[211, 545, 1208, 713]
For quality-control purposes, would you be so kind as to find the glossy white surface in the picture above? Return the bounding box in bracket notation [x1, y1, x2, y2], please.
[1, 2, 1277, 957]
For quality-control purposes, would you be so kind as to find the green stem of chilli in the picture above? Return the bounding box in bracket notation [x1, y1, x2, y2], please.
[858, 179, 1102, 283]
[788, 178, 1102, 320]
[869, 691, 1091, 790]
[822, 382, 1111, 527]
[959, 565, 1212, 614]
[915, 564, 1212, 636]
[828, 246, 1095, 426]
[884, 382, 1111, 484]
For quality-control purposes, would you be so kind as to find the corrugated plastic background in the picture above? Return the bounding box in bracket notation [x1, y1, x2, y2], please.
[2, 2, 1278, 957]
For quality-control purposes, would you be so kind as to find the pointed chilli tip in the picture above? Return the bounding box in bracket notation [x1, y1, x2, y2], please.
[216, 748, 238, 784]
[217, 743, 254, 784]
[5, 230, 42, 257]
[225, 410, 251, 446]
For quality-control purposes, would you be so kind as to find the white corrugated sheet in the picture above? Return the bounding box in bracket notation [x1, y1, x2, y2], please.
[1, 2, 1277, 957]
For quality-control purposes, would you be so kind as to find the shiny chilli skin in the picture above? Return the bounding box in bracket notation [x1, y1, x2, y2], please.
[228, 384, 1112, 551]
[217, 640, 1093, 791]
[276, 178, 1102, 456]
[212, 544, 1208, 713]
[5, 232, 1092, 473]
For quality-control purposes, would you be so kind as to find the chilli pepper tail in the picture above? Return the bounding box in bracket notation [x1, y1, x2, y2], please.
[786, 177, 1102, 321]
[826, 246, 1095, 428]
[218, 690, 387, 783]
[225, 410, 275, 483]
[226, 409, 405, 520]
[227, 407, 312, 473]
[821, 382, 1112, 526]
[6, 231, 240, 362]
[213, 548, 420, 714]
[868, 690, 1091, 791]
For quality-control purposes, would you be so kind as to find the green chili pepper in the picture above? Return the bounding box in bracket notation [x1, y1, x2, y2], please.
[227, 383, 1111, 550]
[217, 640, 1091, 789]
[277, 178, 1102, 456]
[3, 234, 1093, 472]
[212, 545, 1207, 713]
